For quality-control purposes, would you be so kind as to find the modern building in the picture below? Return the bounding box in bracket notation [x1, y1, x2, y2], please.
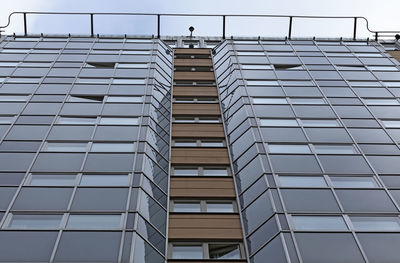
[0, 12, 400, 263]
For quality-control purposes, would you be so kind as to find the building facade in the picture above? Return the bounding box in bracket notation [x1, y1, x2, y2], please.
[0, 29, 400, 262]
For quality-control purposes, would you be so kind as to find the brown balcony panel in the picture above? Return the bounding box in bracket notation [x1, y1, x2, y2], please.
[174, 71, 215, 81]
[171, 148, 230, 165]
[389, 51, 400, 63]
[174, 58, 213, 67]
[172, 124, 224, 138]
[174, 48, 211, 55]
[169, 214, 243, 240]
[173, 86, 218, 97]
[170, 177, 235, 198]
[173, 103, 221, 115]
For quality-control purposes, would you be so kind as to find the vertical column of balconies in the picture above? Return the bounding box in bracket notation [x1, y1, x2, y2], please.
[167, 48, 247, 262]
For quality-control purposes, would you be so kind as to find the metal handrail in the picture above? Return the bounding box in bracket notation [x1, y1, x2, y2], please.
[0, 11, 399, 40]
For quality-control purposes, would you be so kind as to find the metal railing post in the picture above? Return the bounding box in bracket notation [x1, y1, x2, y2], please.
[23, 12, 27, 35]
[222, 15, 226, 39]
[157, 15, 160, 38]
[375, 32, 378, 41]
[90, 14, 94, 36]
[353, 17, 357, 40]
[288, 16, 293, 39]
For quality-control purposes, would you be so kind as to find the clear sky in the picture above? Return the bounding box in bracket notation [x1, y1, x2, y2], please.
[1, 0, 400, 39]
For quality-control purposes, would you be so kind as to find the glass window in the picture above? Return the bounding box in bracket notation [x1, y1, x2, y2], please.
[364, 99, 400, 105]
[66, 214, 122, 229]
[43, 142, 88, 152]
[0, 95, 29, 101]
[28, 174, 77, 186]
[67, 95, 103, 102]
[0, 116, 15, 124]
[292, 215, 348, 230]
[350, 216, 400, 231]
[174, 141, 197, 147]
[172, 245, 203, 259]
[76, 78, 110, 84]
[206, 202, 234, 213]
[106, 96, 142, 102]
[300, 119, 340, 127]
[116, 63, 148, 68]
[174, 117, 195, 123]
[246, 80, 279, 86]
[203, 168, 229, 176]
[80, 174, 129, 186]
[209, 244, 240, 259]
[7, 214, 62, 229]
[71, 188, 129, 211]
[173, 202, 201, 212]
[281, 189, 340, 212]
[268, 144, 311, 153]
[242, 64, 273, 70]
[112, 78, 145, 84]
[90, 143, 135, 152]
[278, 176, 327, 187]
[260, 119, 298, 126]
[198, 117, 220, 123]
[201, 141, 224, 147]
[314, 144, 358, 154]
[252, 98, 288, 104]
[99, 117, 138, 125]
[330, 176, 380, 188]
[382, 120, 400, 128]
[173, 168, 198, 176]
[336, 190, 397, 212]
[57, 117, 97, 124]
[290, 98, 326, 104]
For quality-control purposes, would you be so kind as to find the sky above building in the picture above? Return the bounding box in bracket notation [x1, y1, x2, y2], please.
[1, 0, 400, 39]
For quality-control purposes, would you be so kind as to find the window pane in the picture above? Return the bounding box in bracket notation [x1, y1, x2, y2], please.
[80, 174, 129, 186]
[260, 119, 298, 126]
[278, 176, 327, 187]
[292, 215, 348, 230]
[314, 145, 358, 154]
[364, 99, 399, 105]
[350, 216, 400, 231]
[291, 98, 326, 104]
[206, 202, 234, 213]
[301, 119, 340, 127]
[172, 245, 203, 259]
[91, 143, 135, 152]
[57, 117, 96, 124]
[382, 120, 400, 128]
[209, 244, 240, 259]
[201, 141, 224, 147]
[173, 202, 201, 212]
[66, 214, 122, 229]
[174, 117, 195, 123]
[44, 142, 87, 152]
[173, 168, 198, 176]
[330, 176, 379, 188]
[253, 98, 288, 104]
[29, 174, 77, 186]
[99, 117, 138, 125]
[8, 214, 62, 229]
[198, 117, 220, 123]
[203, 168, 229, 176]
[106, 96, 142, 102]
[112, 78, 145, 84]
[268, 144, 311, 153]
[174, 141, 197, 147]
[0, 116, 14, 124]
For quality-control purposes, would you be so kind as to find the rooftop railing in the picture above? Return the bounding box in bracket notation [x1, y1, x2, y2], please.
[0, 12, 399, 40]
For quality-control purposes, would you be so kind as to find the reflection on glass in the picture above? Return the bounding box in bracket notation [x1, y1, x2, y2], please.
[330, 176, 379, 188]
[350, 216, 400, 231]
[279, 176, 327, 187]
[173, 202, 201, 212]
[8, 214, 62, 229]
[66, 214, 122, 229]
[172, 245, 203, 259]
[29, 174, 77, 186]
[206, 202, 234, 213]
[292, 215, 348, 230]
[80, 174, 129, 186]
[209, 244, 240, 259]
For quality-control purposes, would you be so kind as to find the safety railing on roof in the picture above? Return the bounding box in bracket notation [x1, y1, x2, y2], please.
[0, 12, 399, 41]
